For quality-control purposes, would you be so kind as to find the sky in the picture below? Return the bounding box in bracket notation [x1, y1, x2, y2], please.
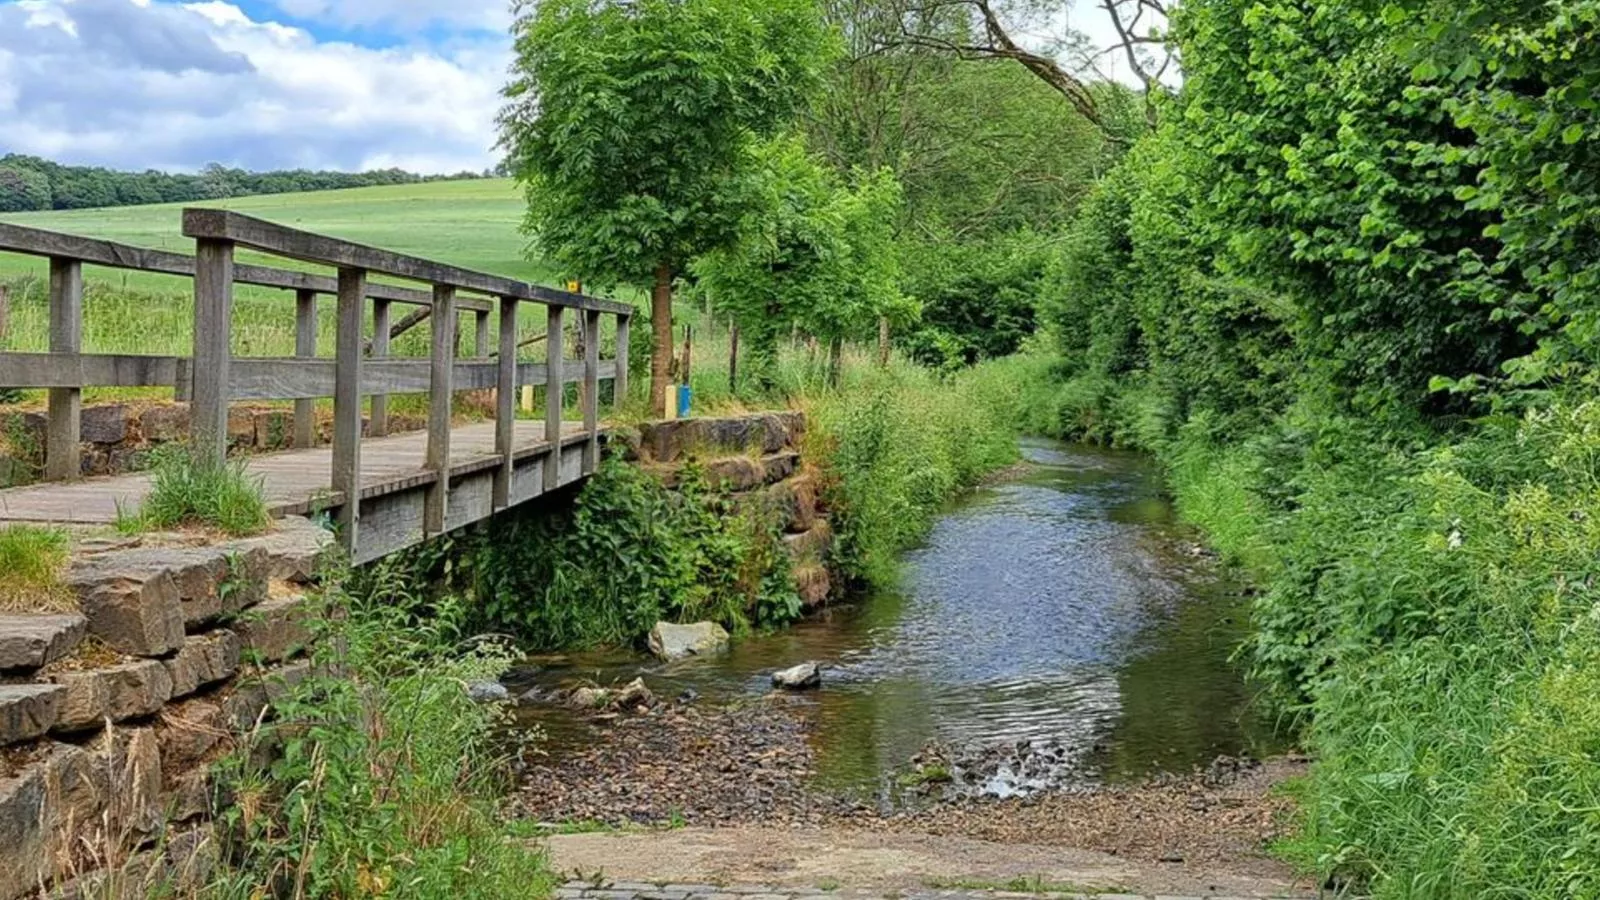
[0, 0, 1150, 176]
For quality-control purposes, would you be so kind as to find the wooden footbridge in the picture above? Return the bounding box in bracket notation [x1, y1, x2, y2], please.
[0, 211, 633, 563]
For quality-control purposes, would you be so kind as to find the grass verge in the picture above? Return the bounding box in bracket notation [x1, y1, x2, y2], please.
[0, 524, 73, 612]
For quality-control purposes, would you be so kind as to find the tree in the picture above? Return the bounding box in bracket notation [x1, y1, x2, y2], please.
[0, 165, 51, 212]
[500, 0, 834, 414]
[693, 138, 910, 389]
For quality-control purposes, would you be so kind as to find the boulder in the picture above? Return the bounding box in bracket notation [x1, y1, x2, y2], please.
[66, 556, 185, 657]
[164, 630, 242, 699]
[783, 519, 834, 563]
[564, 677, 654, 712]
[794, 563, 831, 609]
[51, 660, 173, 730]
[647, 621, 730, 661]
[235, 595, 312, 664]
[79, 404, 129, 445]
[771, 662, 822, 691]
[156, 700, 230, 780]
[704, 456, 765, 492]
[0, 614, 86, 672]
[466, 681, 509, 703]
[0, 684, 64, 745]
[138, 404, 191, 443]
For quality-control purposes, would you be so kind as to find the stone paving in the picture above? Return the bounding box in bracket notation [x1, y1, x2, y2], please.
[555, 880, 1286, 900]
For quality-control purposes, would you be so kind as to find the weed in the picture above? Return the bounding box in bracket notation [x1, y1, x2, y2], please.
[0, 524, 72, 612]
[114, 445, 270, 537]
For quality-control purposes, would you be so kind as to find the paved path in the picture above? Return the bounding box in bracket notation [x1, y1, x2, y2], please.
[557, 881, 1283, 900]
[0, 419, 587, 525]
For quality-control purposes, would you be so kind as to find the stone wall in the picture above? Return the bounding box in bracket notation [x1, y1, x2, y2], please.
[0, 518, 331, 899]
[0, 402, 426, 486]
[626, 411, 836, 609]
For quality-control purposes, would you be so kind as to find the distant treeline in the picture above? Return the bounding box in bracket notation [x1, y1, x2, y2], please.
[0, 154, 504, 213]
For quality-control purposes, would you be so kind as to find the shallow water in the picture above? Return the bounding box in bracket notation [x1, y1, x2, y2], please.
[509, 439, 1282, 797]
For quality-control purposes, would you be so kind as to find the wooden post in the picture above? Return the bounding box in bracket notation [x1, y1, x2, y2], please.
[425, 285, 456, 534]
[494, 296, 517, 509]
[293, 289, 318, 449]
[369, 298, 391, 438]
[614, 313, 630, 412]
[191, 239, 233, 469]
[729, 323, 739, 394]
[0, 284, 11, 342]
[45, 258, 83, 481]
[333, 267, 367, 550]
[583, 309, 600, 474]
[474, 309, 490, 359]
[544, 305, 564, 491]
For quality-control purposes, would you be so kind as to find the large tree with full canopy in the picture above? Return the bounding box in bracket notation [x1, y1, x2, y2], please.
[500, 0, 833, 414]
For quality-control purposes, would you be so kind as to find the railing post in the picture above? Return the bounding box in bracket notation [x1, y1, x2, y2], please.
[191, 239, 234, 468]
[583, 309, 600, 474]
[369, 298, 391, 438]
[45, 257, 82, 481]
[614, 312, 630, 412]
[425, 285, 456, 534]
[474, 309, 490, 359]
[494, 296, 518, 509]
[333, 267, 367, 551]
[293, 289, 318, 449]
[544, 305, 564, 492]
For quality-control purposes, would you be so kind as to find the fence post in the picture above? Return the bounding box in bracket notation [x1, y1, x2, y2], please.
[544, 305, 564, 492]
[425, 285, 456, 534]
[494, 296, 518, 509]
[369, 298, 391, 438]
[614, 313, 630, 412]
[191, 239, 233, 469]
[583, 309, 600, 474]
[474, 309, 490, 359]
[333, 267, 367, 551]
[45, 258, 83, 481]
[294, 289, 318, 449]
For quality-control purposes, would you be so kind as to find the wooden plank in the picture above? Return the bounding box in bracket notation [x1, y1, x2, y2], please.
[583, 309, 600, 474]
[545, 305, 563, 492]
[474, 309, 490, 359]
[614, 313, 630, 411]
[293, 289, 317, 449]
[369, 298, 391, 438]
[45, 258, 82, 482]
[495, 296, 517, 509]
[0, 353, 179, 388]
[190, 239, 233, 467]
[333, 266, 366, 549]
[182, 209, 633, 316]
[223, 358, 608, 401]
[0, 221, 492, 310]
[425, 285, 455, 534]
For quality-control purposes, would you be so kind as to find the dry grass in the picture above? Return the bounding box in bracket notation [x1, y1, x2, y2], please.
[0, 524, 75, 612]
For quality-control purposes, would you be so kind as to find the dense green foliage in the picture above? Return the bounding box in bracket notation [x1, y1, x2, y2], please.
[0, 154, 485, 212]
[1035, 0, 1600, 894]
[213, 569, 550, 898]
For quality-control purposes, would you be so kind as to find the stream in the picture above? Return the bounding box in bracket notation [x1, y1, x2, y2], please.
[508, 439, 1282, 802]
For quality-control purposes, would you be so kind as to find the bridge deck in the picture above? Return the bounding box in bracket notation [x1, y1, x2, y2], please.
[0, 419, 589, 527]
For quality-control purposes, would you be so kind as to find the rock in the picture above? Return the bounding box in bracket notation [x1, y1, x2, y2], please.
[782, 519, 834, 563]
[226, 408, 256, 447]
[138, 404, 191, 443]
[771, 662, 822, 690]
[221, 661, 312, 731]
[564, 678, 655, 712]
[0, 453, 31, 487]
[704, 456, 765, 492]
[647, 621, 730, 661]
[0, 614, 87, 672]
[51, 660, 173, 730]
[566, 686, 609, 709]
[156, 700, 229, 780]
[637, 413, 804, 464]
[235, 594, 312, 664]
[229, 516, 331, 584]
[66, 556, 185, 657]
[0, 684, 64, 745]
[614, 677, 654, 709]
[467, 681, 509, 703]
[793, 563, 831, 609]
[252, 410, 292, 450]
[164, 630, 242, 699]
[79, 404, 129, 444]
[761, 451, 801, 485]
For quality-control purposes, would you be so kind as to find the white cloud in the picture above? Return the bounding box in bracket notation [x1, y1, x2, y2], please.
[268, 0, 508, 33]
[0, 0, 509, 173]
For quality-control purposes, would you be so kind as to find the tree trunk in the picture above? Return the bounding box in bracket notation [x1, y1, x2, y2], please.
[877, 316, 890, 368]
[828, 335, 844, 389]
[650, 263, 673, 417]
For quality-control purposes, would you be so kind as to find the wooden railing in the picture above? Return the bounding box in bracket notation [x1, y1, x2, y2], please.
[0, 211, 633, 553]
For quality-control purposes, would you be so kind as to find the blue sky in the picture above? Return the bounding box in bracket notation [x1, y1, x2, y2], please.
[0, 0, 517, 173]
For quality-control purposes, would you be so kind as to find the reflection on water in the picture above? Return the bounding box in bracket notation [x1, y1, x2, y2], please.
[510, 439, 1282, 796]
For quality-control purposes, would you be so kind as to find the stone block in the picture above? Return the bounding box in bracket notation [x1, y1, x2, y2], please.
[137, 404, 190, 443]
[51, 660, 173, 731]
[163, 546, 269, 630]
[0, 614, 87, 672]
[252, 410, 292, 451]
[0, 747, 55, 897]
[0, 684, 64, 746]
[78, 404, 129, 445]
[226, 407, 256, 446]
[156, 700, 228, 786]
[229, 516, 331, 584]
[794, 563, 831, 609]
[235, 595, 312, 665]
[164, 630, 241, 699]
[782, 519, 833, 564]
[786, 474, 820, 533]
[67, 557, 184, 658]
[221, 661, 312, 731]
[0, 452, 32, 487]
[761, 451, 800, 485]
[704, 456, 764, 492]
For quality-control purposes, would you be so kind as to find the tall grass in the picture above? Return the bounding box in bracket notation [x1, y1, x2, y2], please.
[0, 524, 72, 612]
[116, 445, 271, 537]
